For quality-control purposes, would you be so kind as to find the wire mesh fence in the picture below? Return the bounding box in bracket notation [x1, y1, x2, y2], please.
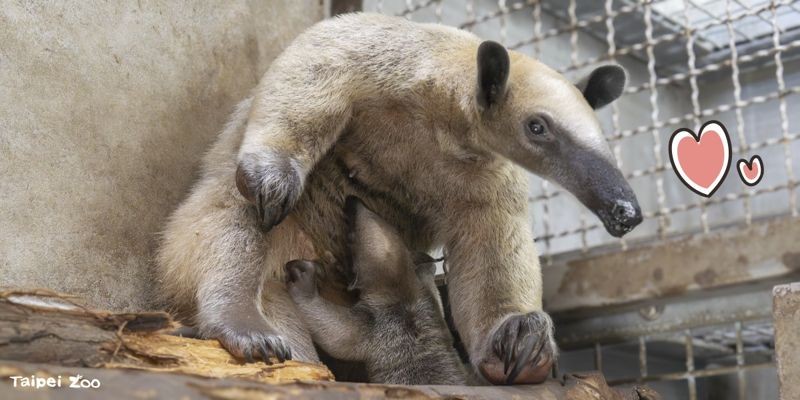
[547, 274, 779, 397]
[570, 319, 777, 400]
[363, 0, 800, 261]
[354, 1, 797, 397]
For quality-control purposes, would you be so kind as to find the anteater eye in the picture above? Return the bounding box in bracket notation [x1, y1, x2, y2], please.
[527, 120, 546, 136]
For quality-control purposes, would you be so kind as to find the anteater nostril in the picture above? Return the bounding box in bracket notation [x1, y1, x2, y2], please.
[611, 200, 637, 223]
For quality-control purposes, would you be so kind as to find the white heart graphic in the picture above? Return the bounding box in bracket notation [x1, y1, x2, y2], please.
[668, 120, 732, 197]
[737, 155, 764, 186]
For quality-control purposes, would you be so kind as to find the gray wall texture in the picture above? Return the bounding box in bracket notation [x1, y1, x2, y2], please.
[0, 1, 323, 311]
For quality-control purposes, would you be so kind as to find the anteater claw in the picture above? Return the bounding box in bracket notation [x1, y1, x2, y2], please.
[481, 310, 558, 385]
[236, 152, 303, 232]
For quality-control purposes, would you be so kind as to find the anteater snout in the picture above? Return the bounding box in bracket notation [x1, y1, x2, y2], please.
[606, 199, 642, 237]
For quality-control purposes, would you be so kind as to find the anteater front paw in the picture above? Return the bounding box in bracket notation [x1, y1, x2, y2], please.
[480, 310, 558, 385]
[236, 151, 304, 231]
[217, 327, 292, 364]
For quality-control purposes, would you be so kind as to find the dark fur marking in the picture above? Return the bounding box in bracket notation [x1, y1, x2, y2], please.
[580, 65, 626, 110]
[476, 41, 510, 108]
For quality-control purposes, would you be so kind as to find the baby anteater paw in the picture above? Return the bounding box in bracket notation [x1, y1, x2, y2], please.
[284, 260, 320, 301]
[480, 310, 558, 385]
[236, 151, 304, 231]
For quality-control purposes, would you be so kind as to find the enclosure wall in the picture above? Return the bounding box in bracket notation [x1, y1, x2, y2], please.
[0, 1, 324, 311]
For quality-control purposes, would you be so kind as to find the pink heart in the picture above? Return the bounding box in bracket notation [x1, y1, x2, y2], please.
[669, 121, 731, 197]
[737, 155, 763, 186]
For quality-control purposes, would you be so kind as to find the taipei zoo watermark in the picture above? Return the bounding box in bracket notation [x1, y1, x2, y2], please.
[8, 374, 101, 390]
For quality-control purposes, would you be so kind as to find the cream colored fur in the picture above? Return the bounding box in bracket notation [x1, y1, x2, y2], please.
[157, 13, 620, 375]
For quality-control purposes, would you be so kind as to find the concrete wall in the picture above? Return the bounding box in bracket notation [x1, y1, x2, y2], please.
[0, 1, 323, 311]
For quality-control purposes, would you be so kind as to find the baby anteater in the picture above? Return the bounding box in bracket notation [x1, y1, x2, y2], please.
[284, 197, 474, 385]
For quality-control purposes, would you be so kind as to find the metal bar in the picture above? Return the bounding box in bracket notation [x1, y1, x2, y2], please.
[566, 0, 590, 253]
[507, 2, 642, 51]
[735, 321, 747, 400]
[498, 0, 508, 45]
[459, 0, 533, 29]
[465, 0, 476, 32]
[567, 0, 578, 68]
[594, 342, 603, 372]
[687, 0, 755, 45]
[771, 0, 798, 217]
[531, 0, 542, 57]
[553, 285, 776, 349]
[643, 1, 670, 239]
[734, 0, 777, 34]
[530, 1, 551, 261]
[684, 0, 710, 234]
[534, 182, 795, 243]
[605, 0, 626, 252]
[536, 181, 797, 241]
[608, 362, 774, 386]
[613, 82, 800, 142]
[639, 336, 648, 381]
[685, 330, 697, 400]
[537, 0, 795, 74]
[624, 37, 800, 96]
[726, 0, 753, 227]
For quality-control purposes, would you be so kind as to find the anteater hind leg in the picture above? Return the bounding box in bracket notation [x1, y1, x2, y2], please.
[191, 211, 318, 363]
[159, 185, 319, 363]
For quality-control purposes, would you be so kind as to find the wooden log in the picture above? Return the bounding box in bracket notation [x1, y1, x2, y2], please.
[0, 289, 333, 384]
[0, 289, 660, 399]
[0, 360, 660, 400]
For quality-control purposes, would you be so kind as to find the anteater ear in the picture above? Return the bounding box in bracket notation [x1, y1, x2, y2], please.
[577, 64, 626, 109]
[476, 40, 510, 109]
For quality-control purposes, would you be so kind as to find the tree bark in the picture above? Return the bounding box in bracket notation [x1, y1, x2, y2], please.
[0, 289, 659, 399]
[0, 289, 333, 383]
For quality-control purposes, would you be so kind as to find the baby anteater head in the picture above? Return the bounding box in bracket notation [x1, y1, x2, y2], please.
[343, 196, 441, 308]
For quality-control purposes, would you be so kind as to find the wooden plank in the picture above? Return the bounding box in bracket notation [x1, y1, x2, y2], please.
[543, 216, 800, 313]
[773, 282, 800, 400]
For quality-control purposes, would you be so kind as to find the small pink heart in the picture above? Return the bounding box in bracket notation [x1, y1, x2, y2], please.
[737, 155, 763, 186]
[669, 121, 731, 197]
